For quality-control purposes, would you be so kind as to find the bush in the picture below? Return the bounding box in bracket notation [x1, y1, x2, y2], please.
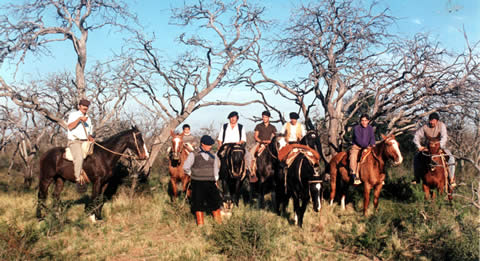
[0, 220, 40, 260]
[208, 211, 282, 260]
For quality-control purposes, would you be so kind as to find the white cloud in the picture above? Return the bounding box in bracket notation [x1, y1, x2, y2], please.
[412, 18, 422, 25]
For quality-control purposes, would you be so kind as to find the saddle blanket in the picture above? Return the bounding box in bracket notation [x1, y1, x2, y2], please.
[64, 141, 94, 161]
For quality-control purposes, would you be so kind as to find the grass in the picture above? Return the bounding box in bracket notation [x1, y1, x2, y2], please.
[0, 160, 478, 260]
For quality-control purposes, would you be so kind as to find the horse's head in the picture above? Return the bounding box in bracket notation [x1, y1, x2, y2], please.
[170, 130, 184, 161]
[381, 134, 403, 166]
[130, 126, 149, 160]
[271, 133, 288, 153]
[426, 135, 441, 155]
[227, 143, 246, 178]
[300, 130, 322, 154]
[309, 165, 322, 212]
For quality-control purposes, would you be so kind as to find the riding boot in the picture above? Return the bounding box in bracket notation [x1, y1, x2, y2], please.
[195, 211, 204, 226]
[212, 209, 222, 224]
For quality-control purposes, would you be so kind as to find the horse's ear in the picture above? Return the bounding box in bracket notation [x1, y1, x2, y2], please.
[381, 134, 387, 140]
[170, 130, 175, 136]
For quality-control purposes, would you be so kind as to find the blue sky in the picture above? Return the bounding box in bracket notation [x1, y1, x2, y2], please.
[1, 0, 478, 133]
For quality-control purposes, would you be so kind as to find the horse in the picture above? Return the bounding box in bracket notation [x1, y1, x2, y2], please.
[36, 126, 148, 222]
[327, 134, 403, 216]
[218, 143, 247, 211]
[251, 134, 284, 209]
[168, 131, 192, 201]
[415, 137, 453, 200]
[276, 143, 322, 227]
[300, 130, 322, 155]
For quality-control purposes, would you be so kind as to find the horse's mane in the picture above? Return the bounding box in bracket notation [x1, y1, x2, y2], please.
[98, 128, 135, 146]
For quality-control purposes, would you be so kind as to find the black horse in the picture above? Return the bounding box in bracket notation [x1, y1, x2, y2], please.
[300, 130, 322, 155]
[251, 134, 284, 209]
[277, 150, 322, 228]
[218, 143, 247, 210]
[37, 126, 148, 221]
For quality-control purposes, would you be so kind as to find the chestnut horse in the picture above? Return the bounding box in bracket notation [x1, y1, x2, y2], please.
[327, 134, 403, 215]
[37, 127, 148, 221]
[416, 137, 453, 200]
[168, 131, 192, 201]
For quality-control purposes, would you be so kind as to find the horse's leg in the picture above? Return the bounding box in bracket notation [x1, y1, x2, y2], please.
[297, 194, 309, 228]
[87, 180, 102, 222]
[37, 177, 54, 219]
[94, 182, 109, 220]
[341, 195, 346, 210]
[372, 184, 383, 213]
[293, 195, 300, 226]
[363, 184, 372, 216]
[170, 177, 178, 201]
[423, 183, 430, 200]
[329, 165, 337, 206]
[52, 177, 64, 212]
[182, 175, 191, 199]
[233, 179, 243, 206]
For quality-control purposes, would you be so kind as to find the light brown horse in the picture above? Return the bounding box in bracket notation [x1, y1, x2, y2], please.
[417, 137, 453, 200]
[327, 134, 403, 215]
[168, 131, 191, 201]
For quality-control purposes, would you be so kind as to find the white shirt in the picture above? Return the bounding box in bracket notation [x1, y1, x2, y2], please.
[67, 110, 93, 140]
[217, 123, 247, 144]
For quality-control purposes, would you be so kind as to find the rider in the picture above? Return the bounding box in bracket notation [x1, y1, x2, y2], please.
[412, 112, 456, 187]
[250, 110, 277, 182]
[349, 114, 376, 185]
[67, 98, 95, 186]
[183, 135, 222, 226]
[217, 111, 252, 171]
[181, 124, 197, 152]
[281, 112, 306, 144]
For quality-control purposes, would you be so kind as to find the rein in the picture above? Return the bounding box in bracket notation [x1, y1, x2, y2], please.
[93, 132, 144, 160]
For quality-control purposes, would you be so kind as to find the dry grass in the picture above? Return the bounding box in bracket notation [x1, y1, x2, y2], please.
[0, 162, 478, 260]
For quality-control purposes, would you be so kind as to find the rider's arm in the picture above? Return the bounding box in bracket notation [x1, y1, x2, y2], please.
[183, 152, 195, 176]
[214, 155, 220, 181]
[413, 126, 425, 150]
[254, 130, 261, 143]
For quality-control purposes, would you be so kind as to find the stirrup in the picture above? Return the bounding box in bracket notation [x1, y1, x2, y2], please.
[353, 178, 362, 185]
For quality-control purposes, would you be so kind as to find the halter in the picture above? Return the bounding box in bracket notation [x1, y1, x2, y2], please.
[227, 145, 246, 179]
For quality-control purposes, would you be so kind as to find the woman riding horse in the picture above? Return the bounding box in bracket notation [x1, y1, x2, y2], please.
[37, 126, 148, 222]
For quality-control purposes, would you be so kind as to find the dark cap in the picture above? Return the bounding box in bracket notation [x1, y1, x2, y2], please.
[228, 111, 239, 119]
[289, 112, 299, 119]
[200, 135, 215, 145]
[428, 112, 439, 121]
[79, 99, 90, 107]
[262, 110, 271, 117]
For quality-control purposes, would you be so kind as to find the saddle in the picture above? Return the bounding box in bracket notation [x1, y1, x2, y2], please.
[64, 141, 94, 161]
[278, 144, 320, 168]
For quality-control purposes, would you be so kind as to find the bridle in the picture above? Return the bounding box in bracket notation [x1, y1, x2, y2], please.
[226, 145, 246, 179]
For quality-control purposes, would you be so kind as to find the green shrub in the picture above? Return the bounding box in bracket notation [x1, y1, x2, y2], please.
[208, 211, 282, 260]
[0, 220, 40, 260]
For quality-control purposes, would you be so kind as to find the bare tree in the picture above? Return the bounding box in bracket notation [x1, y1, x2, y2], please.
[0, 0, 137, 98]
[247, 0, 472, 163]
[121, 0, 267, 173]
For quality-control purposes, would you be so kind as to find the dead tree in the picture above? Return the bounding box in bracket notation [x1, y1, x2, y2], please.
[121, 0, 267, 174]
[247, 0, 474, 163]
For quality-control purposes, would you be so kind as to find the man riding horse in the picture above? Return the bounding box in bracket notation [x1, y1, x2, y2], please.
[250, 110, 277, 182]
[412, 112, 456, 188]
[67, 98, 95, 190]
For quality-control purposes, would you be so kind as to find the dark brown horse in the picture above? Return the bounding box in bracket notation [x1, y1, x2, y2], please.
[37, 127, 148, 222]
[168, 131, 191, 201]
[416, 137, 453, 200]
[327, 134, 403, 215]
